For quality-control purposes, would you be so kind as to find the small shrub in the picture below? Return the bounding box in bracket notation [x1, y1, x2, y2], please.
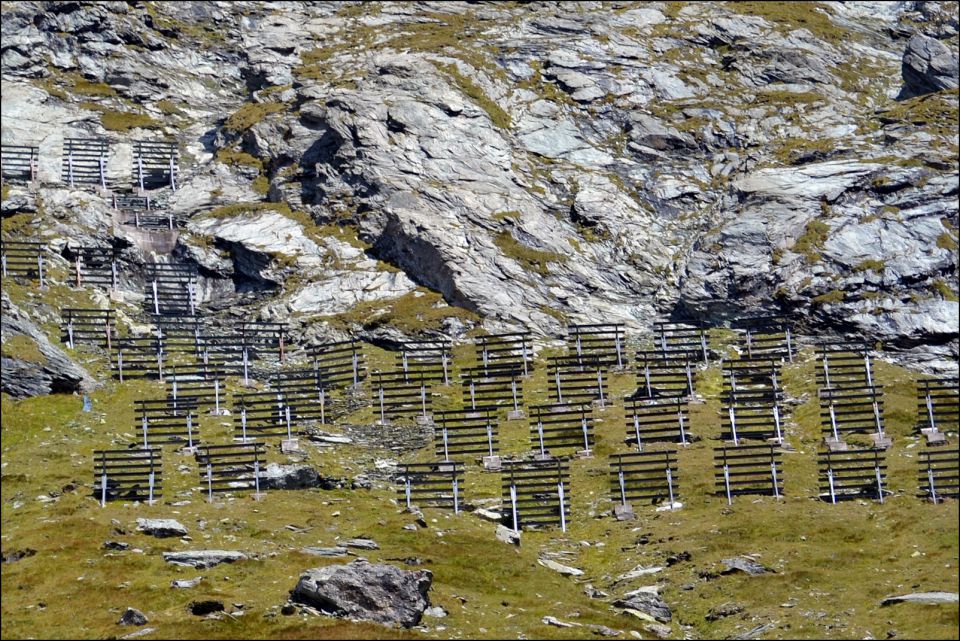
[252, 175, 270, 195]
[792, 219, 830, 263]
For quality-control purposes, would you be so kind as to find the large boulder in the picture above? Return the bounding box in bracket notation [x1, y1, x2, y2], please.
[259, 463, 329, 490]
[900, 33, 959, 98]
[117, 607, 148, 626]
[613, 592, 672, 623]
[136, 518, 188, 538]
[291, 560, 432, 628]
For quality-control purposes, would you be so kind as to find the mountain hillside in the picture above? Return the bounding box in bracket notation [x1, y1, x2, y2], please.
[1, 0, 957, 365]
[1, 2, 958, 640]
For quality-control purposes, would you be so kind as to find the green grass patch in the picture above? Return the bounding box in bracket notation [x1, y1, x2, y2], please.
[224, 102, 286, 133]
[494, 231, 567, 276]
[144, 1, 227, 44]
[215, 148, 264, 171]
[491, 210, 521, 222]
[0, 321, 957, 640]
[880, 204, 901, 218]
[198, 201, 292, 220]
[252, 174, 270, 195]
[754, 90, 823, 107]
[515, 59, 576, 106]
[936, 231, 959, 251]
[78, 100, 162, 132]
[853, 259, 885, 272]
[270, 209, 369, 252]
[726, 1, 852, 43]
[813, 289, 845, 304]
[577, 224, 611, 243]
[98, 109, 161, 132]
[333, 288, 479, 334]
[877, 89, 960, 139]
[72, 79, 116, 97]
[295, 46, 369, 85]
[33, 76, 69, 100]
[1, 334, 44, 363]
[312, 224, 372, 251]
[931, 279, 959, 302]
[773, 136, 836, 165]
[538, 304, 567, 324]
[432, 62, 511, 129]
[154, 99, 184, 115]
[792, 218, 830, 263]
[259, 84, 293, 97]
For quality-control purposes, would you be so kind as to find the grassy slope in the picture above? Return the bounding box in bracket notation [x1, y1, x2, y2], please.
[2, 303, 958, 640]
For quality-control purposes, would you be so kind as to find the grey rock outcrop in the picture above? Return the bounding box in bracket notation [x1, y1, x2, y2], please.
[291, 560, 432, 628]
[613, 592, 672, 623]
[678, 162, 959, 372]
[706, 602, 745, 621]
[136, 518, 187, 538]
[2, 548, 36, 563]
[258, 463, 324, 490]
[881, 591, 959, 606]
[117, 607, 148, 626]
[162, 550, 247, 569]
[171, 577, 203, 589]
[900, 33, 960, 98]
[341, 538, 379, 550]
[0, 0, 955, 373]
[538, 558, 584, 576]
[1, 295, 96, 399]
[300, 547, 348, 558]
[719, 557, 773, 576]
[496, 524, 520, 546]
[188, 600, 224, 616]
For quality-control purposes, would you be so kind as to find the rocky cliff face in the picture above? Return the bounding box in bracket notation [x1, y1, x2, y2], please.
[1, 1, 957, 370]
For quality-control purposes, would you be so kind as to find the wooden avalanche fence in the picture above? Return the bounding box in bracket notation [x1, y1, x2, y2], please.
[93, 448, 162, 506]
[195, 442, 267, 501]
[501, 458, 571, 532]
[396, 462, 466, 513]
[609, 450, 679, 512]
